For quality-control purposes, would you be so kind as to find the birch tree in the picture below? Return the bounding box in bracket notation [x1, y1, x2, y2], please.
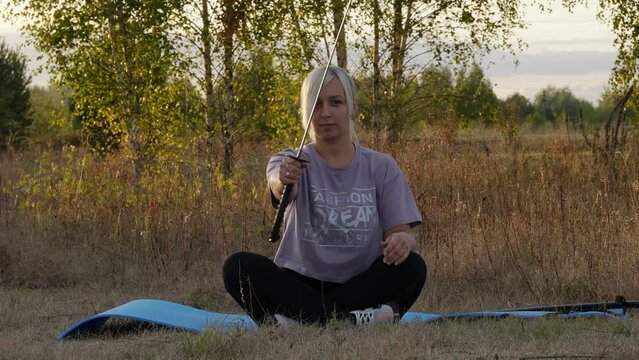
[354, 0, 526, 136]
[7, 0, 191, 179]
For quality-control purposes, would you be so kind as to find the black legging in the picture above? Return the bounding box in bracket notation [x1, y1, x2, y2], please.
[222, 251, 427, 325]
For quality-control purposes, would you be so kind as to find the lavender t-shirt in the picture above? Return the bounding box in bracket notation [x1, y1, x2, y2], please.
[267, 143, 422, 283]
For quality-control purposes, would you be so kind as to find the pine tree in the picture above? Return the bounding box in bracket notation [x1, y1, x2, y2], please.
[0, 38, 32, 149]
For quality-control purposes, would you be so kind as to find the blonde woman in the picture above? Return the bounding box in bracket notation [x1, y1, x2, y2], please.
[223, 65, 426, 326]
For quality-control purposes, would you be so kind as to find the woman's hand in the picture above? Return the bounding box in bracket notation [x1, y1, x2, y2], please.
[382, 227, 416, 265]
[279, 156, 306, 186]
[270, 155, 307, 199]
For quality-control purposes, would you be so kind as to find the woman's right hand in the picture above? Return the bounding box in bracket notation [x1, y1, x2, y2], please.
[279, 156, 307, 186]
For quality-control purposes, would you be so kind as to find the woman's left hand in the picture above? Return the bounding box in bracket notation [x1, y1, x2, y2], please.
[382, 231, 415, 265]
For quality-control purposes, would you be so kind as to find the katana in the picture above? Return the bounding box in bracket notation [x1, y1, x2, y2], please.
[269, 0, 355, 243]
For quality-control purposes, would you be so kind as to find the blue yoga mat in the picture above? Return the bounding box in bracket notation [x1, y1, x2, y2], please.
[58, 299, 626, 339]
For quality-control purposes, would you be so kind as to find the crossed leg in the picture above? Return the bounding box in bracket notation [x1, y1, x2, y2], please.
[222, 251, 426, 325]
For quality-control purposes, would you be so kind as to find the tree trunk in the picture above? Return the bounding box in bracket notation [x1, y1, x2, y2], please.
[372, 0, 381, 131]
[220, 0, 239, 177]
[287, 0, 313, 71]
[331, 0, 347, 69]
[221, 30, 234, 177]
[398, 1, 412, 79]
[389, 0, 413, 137]
[107, 5, 145, 181]
[202, 0, 216, 171]
[390, 0, 413, 96]
[390, 0, 403, 98]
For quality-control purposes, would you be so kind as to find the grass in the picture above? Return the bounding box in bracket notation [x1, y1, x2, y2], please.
[2, 286, 639, 359]
[1, 129, 639, 358]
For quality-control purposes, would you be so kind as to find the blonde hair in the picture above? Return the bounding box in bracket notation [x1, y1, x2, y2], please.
[300, 65, 358, 143]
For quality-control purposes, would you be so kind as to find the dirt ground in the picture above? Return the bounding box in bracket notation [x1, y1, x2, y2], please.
[3, 285, 639, 360]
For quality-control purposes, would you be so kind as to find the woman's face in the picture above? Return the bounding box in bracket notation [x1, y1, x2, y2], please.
[311, 77, 350, 143]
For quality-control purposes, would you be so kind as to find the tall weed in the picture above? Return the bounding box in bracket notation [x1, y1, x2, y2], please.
[1, 133, 637, 308]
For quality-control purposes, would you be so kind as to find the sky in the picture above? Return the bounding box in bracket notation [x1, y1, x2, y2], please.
[483, 2, 616, 105]
[0, 2, 617, 105]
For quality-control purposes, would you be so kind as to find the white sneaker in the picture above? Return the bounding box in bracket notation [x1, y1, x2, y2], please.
[350, 304, 399, 326]
[274, 314, 299, 329]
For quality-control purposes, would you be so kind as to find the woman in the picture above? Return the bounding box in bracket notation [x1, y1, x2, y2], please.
[223, 65, 426, 326]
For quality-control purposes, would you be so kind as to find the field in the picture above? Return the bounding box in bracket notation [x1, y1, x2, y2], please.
[1, 129, 639, 359]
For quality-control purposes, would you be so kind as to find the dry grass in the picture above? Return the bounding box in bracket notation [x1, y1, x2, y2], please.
[2, 287, 639, 359]
[1, 130, 639, 358]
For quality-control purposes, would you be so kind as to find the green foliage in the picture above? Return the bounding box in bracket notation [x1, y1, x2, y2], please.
[561, 1, 638, 109]
[359, 64, 501, 134]
[357, 66, 454, 135]
[175, 0, 319, 175]
[501, 93, 535, 124]
[523, 112, 548, 130]
[356, 71, 427, 136]
[71, 95, 123, 155]
[28, 86, 75, 141]
[525, 86, 595, 130]
[353, 0, 526, 135]
[0, 38, 32, 149]
[592, 87, 638, 127]
[10, 0, 638, 162]
[454, 64, 499, 128]
[135, 79, 204, 164]
[534, 86, 585, 123]
[596, 1, 639, 94]
[9, 0, 192, 175]
[416, 66, 457, 121]
[232, 49, 301, 147]
[496, 94, 530, 148]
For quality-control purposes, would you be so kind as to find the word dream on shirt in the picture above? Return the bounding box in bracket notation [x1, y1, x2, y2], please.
[303, 186, 379, 247]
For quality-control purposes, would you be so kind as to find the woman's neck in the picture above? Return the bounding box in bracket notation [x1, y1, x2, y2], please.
[314, 138, 356, 168]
